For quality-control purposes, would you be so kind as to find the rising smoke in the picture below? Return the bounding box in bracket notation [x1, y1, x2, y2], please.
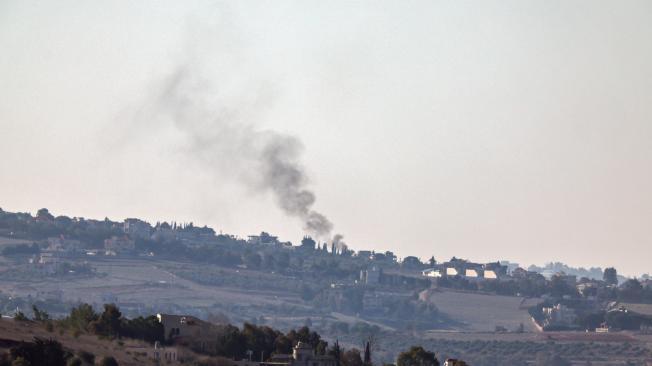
[146, 66, 337, 240]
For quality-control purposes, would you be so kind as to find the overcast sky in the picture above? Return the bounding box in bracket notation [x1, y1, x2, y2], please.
[1, 1, 651, 276]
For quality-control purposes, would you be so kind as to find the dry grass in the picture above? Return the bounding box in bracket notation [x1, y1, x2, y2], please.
[0, 318, 160, 365]
[423, 288, 540, 332]
[621, 302, 652, 316]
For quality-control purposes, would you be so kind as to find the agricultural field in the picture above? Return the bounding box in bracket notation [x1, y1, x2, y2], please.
[0, 257, 314, 327]
[422, 288, 541, 332]
[622, 303, 652, 317]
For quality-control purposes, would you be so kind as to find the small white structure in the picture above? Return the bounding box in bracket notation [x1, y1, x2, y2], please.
[422, 269, 442, 277]
[446, 267, 459, 276]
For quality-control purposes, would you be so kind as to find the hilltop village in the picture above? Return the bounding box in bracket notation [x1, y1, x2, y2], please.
[1, 207, 652, 365]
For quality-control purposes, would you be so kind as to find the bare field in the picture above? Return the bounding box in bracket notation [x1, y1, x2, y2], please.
[622, 302, 652, 316]
[0, 257, 313, 327]
[423, 288, 540, 332]
[424, 329, 640, 343]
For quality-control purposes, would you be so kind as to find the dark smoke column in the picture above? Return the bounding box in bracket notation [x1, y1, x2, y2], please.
[260, 135, 333, 238]
[152, 68, 335, 240]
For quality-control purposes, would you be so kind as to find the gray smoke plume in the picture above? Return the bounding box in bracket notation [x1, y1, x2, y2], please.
[145, 67, 334, 239]
[332, 233, 346, 251]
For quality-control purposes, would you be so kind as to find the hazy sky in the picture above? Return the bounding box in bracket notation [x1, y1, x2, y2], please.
[1, 1, 651, 276]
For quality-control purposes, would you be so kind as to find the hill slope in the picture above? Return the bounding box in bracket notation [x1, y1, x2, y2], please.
[0, 318, 180, 365]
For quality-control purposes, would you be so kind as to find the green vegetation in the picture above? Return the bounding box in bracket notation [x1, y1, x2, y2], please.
[6, 338, 68, 366]
[1, 243, 40, 256]
[55, 303, 164, 343]
[97, 356, 119, 366]
[396, 346, 439, 366]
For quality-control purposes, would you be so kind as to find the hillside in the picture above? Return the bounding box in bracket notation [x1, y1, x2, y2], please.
[421, 288, 541, 332]
[0, 317, 175, 365]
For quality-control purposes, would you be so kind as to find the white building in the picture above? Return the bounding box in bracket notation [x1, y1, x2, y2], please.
[422, 269, 442, 277]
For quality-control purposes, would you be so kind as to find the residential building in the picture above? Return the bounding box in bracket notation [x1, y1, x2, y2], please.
[422, 258, 506, 280]
[248, 232, 279, 246]
[46, 236, 83, 252]
[596, 323, 610, 333]
[422, 268, 442, 278]
[483, 262, 508, 278]
[123, 218, 152, 240]
[268, 342, 336, 366]
[465, 268, 480, 278]
[511, 267, 528, 279]
[402, 256, 423, 269]
[104, 235, 135, 254]
[360, 266, 381, 285]
[576, 280, 604, 298]
[542, 304, 577, 327]
[444, 359, 468, 366]
[483, 269, 498, 279]
[157, 313, 219, 352]
[384, 251, 397, 262]
[357, 250, 373, 260]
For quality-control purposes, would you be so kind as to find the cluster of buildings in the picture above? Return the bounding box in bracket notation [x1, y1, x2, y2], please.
[246, 232, 292, 247]
[360, 266, 429, 288]
[421, 258, 508, 281]
[36, 218, 222, 258]
[356, 250, 398, 263]
[129, 219, 217, 245]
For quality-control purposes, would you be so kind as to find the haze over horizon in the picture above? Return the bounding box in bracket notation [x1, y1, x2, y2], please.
[1, 1, 651, 276]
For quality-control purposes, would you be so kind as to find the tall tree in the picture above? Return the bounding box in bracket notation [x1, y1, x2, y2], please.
[341, 349, 363, 366]
[396, 346, 439, 366]
[603, 267, 618, 286]
[10, 338, 67, 366]
[363, 341, 371, 366]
